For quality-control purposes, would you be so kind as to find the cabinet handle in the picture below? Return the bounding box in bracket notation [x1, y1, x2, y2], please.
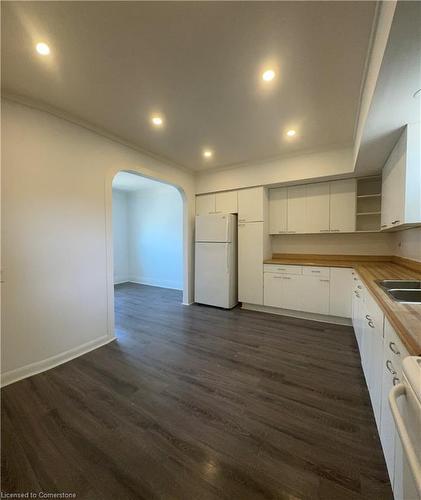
[365, 314, 371, 321]
[287, 231, 296, 234]
[311, 270, 321, 273]
[319, 229, 330, 232]
[278, 231, 287, 234]
[392, 220, 400, 225]
[392, 376, 400, 386]
[273, 276, 283, 279]
[277, 268, 286, 271]
[368, 320, 375, 328]
[357, 285, 362, 289]
[330, 229, 340, 232]
[320, 279, 329, 282]
[389, 342, 400, 355]
[381, 224, 388, 228]
[386, 360, 397, 375]
[353, 277, 358, 281]
[282, 277, 292, 280]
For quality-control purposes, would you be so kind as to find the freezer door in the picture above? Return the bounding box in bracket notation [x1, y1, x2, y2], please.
[195, 242, 231, 308]
[195, 214, 233, 242]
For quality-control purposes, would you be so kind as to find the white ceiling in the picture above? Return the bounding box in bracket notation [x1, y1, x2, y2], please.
[2, 1, 376, 171]
[112, 171, 173, 192]
[355, 1, 421, 175]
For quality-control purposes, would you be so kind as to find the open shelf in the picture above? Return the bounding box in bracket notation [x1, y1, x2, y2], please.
[356, 176, 382, 231]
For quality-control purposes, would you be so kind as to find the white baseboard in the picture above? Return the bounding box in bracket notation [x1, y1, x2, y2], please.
[1, 335, 116, 388]
[128, 277, 182, 291]
[242, 303, 352, 326]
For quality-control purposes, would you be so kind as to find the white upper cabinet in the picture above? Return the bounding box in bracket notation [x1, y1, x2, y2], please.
[195, 194, 215, 216]
[215, 191, 238, 214]
[196, 191, 238, 215]
[287, 185, 307, 233]
[238, 187, 266, 222]
[268, 187, 287, 234]
[306, 182, 330, 233]
[268, 179, 357, 234]
[330, 179, 356, 233]
[381, 124, 421, 230]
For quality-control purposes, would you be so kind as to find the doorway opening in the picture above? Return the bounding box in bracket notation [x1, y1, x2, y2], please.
[111, 171, 184, 337]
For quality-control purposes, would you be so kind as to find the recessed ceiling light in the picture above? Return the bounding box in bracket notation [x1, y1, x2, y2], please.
[151, 115, 164, 127]
[262, 69, 275, 82]
[286, 129, 296, 137]
[36, 42, 50, 56]
[203, 149, 213, 159]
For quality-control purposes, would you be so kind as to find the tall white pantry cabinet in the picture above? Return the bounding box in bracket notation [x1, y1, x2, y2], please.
[238, 187, 270, 305]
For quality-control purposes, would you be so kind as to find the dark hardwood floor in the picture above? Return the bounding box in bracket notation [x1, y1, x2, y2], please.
[2, 283, 392, 499]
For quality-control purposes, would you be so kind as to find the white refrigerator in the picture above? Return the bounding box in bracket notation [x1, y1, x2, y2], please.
[195, 214, 237, 309]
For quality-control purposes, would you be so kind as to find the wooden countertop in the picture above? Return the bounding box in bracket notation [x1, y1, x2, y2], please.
[264, 254, 421, 356]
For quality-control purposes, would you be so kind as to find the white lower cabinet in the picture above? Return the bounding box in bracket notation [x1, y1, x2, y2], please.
[330, 268, 353, 318]
[264, 273, 302, 311]
[351, 276, 416, 499]
[263, 265, 350, 318]
[301, 275, 330, 315]
[380, 318, 411, 496]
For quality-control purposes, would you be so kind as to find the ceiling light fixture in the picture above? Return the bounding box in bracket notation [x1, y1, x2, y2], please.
[203, 149, 213, 159]
[36, 42, 50, 56]
[262, 69, 276, 82]
[151, 115, 164, 127]
[286, 129, 296, 137]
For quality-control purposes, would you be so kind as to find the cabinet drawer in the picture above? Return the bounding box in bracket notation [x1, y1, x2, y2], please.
[302, 266, 330, 278]
[263, 264, 302, 275]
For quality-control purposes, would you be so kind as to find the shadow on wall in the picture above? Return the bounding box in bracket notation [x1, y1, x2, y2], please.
[112, 171, 184, 291]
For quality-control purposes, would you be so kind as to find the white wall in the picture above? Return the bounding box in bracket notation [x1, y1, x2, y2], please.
[394, 227, 421, 262]
[112, 190, 129, 283]
[127, 185, 183, 289]
[1, 99, 195, 386]
[195, 147, 353, 194]
[271, 232, 396, 256]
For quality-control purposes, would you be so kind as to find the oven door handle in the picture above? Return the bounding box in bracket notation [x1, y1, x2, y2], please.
[389, 383, 421, 497]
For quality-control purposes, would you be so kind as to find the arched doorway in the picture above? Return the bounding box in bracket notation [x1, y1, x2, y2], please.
[105, 169, 190, 340]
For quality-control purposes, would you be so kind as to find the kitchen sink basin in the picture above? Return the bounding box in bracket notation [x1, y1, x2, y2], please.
[376, 280, 421, 290]
[387, 289, 421, 304]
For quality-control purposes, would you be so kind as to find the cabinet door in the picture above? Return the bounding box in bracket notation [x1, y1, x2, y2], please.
[196, 194, 215, 215]
[380, 360, 397, 485]
[330, 268, 352, 318]
[238, 222, 264, 304]
[363, 293, 384, 428]
[381, 132, 406, 228]
[330, 179, 356, 232]
[263, 273, 284, 308]
[301, 276, 330, 315]
[268, 187, 287, 234]
[280, 275, 303, 311]
[238, 187, 265, 222]
[215, 191, 238, 214]
[306, 182, 330, 233]
[287, 185, 307, 233]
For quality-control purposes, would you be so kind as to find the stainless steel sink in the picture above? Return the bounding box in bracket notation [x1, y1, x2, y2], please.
[387, 289, 421, 304]
[376, 280, 421, 290]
